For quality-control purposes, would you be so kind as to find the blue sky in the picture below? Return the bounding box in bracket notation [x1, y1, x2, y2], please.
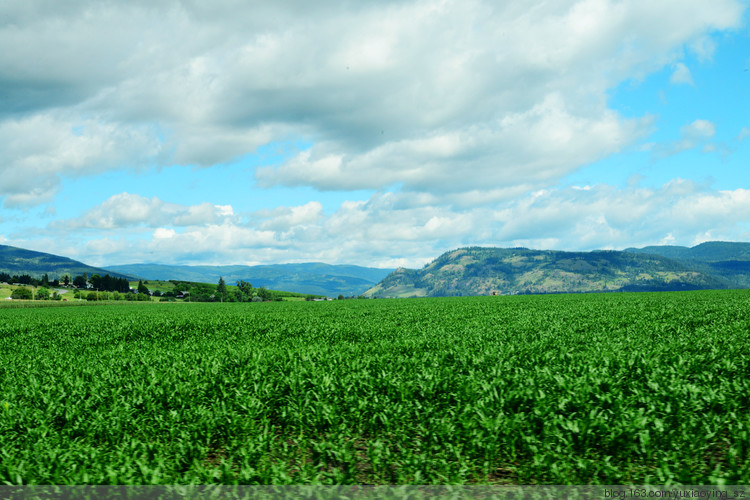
[573, 30, 750, 190]
[1, 0, 749, 268]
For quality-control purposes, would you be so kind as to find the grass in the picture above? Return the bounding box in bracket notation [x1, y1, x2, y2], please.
[0, 283, 73, 301]
[0, 290, 748, 484]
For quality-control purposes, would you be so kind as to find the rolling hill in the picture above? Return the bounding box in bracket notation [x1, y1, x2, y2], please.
[0, 245, 133, 281]
[5, 241, 749, 299]
[0, 244, 393, 297]
[625, 241, 750, 287]
[625, 241, 750, 261]
[104, 263, 394, 297]
[363, 246, 730, 298]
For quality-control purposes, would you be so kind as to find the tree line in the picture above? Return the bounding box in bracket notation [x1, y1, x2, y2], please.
[0, 272, 132, 291]
[171, 278, 280, 302]
[2, 272, 323, 302]
[2, 272, 138, 301]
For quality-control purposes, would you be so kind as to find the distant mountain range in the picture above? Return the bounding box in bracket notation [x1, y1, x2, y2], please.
[4, 241, 750, 299]
[0, 245, 132, 281]
[624, 241, 750, 288]
[0, 244, 392, 297]
[104, 263, 394, 297]
[363, 242, 750, 298]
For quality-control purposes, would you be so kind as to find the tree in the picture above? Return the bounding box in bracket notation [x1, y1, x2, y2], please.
[137, 280, 150, 295]
[73, 275, 87, 288]
[11, 287, 32, 300]
[236, 280, 254, 302]
[63, 275, 71, 286]
[15, 274, 32, 285]
[89, 274, 102, 290]
[36, 287, 50, 300]
[257, 287, 271, 301]
[217, 277, 227, 303]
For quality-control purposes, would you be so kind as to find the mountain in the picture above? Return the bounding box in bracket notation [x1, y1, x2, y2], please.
[363, 246, 729, 298]
[104, 262, 394, 297]
[0, 244, 133, 280]
[625, 241, 750, 261]
[0, 243, 393, 297]
[625, 241, 750, 287]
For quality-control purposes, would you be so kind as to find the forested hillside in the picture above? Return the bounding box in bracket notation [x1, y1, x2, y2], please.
[0, 245, 132, 281]
[625, 241, 750, 287]
[365, 246, 729, 298]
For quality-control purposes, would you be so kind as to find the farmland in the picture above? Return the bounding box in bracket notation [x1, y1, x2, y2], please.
[1, 291, 749, 484]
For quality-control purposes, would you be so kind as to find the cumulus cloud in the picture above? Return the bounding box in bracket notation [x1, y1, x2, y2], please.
[3, 0, 749, 269]
[51, 193, 236, 230]
[0, 115, 162, 206]
[670, 63, 694, 85]
[498, 181, 750, 251]
[255, 201, 324, 231]
[652, 119, 723, 158]
[257, 95, 651, 193]
[688, 36, 719, 63]
[0, 0, 745, 206]
[142, 224, 283, 259]
[28, 180, 750, 269]
[682, 119, 716, 140]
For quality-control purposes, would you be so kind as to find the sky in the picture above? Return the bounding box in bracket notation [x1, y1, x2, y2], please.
[1, 0, 749, 269]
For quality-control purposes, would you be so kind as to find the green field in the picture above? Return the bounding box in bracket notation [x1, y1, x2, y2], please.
[0, 281, 320, 305]
[1, 291, 749, 484]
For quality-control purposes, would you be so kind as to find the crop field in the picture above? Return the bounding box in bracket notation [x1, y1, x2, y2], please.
[1, 291, 749, 485]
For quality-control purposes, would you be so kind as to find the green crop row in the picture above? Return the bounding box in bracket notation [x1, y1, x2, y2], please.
[1, 290, 749, 484]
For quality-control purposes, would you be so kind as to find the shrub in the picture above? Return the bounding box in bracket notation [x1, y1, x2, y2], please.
[10, 287, 32, 300]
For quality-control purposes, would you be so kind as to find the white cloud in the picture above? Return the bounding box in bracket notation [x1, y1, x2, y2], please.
[21, 180, 750, 269]
[2, 1, 749, 270]
[660, 233, 677, 245]
[85, 237, 128, 256]
[257, 95, 652, 193]
[129, 224, 286, 266]
[682, 119, 716, 139]
[0, 0, 745, 206]
[736, 127, 750, 141]
[0, 115, 162, 206]
[652, 119, 722, 158]
[153, 228, 177, 240]
[670, 63, 694, 85]
[255, 201, 324, 231]
[51, 193, 236, 230]
[215, 205, 234, 217]
[688, 36, 718, 63]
